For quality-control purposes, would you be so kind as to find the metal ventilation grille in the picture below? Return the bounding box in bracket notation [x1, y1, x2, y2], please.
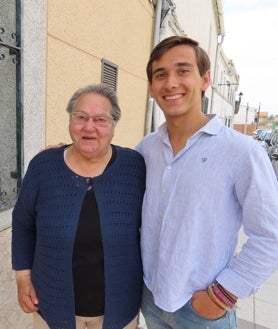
[101, 59, 118, 92]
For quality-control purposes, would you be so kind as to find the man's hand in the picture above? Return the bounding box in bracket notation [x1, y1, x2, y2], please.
[39, 143, 65, 153]
[16, 270, 39, 313]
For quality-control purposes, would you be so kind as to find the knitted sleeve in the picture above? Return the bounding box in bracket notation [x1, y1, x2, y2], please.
[12, 154, 42, 270]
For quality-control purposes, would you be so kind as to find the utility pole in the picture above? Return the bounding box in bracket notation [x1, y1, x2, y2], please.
[256, 102, 261, 129]
[244, 102, 249, 134]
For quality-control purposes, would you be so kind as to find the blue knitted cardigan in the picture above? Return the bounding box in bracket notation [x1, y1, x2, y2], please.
[12, 145, 146, 329]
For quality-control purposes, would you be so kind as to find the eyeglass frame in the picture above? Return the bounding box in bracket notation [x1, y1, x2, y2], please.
[70, 111, 115, 127]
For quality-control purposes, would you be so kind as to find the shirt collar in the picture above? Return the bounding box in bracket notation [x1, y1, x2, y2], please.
[158, 114, 223, 140]
[199, 114, 223, 136]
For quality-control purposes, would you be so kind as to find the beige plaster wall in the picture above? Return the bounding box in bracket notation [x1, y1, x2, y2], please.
[46, 0, 154, 148]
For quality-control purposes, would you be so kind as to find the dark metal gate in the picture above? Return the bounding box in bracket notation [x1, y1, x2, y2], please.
[0, 0, 21, 211]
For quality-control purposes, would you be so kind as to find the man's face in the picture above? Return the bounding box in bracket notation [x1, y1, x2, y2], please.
[149, 44, 210, 119]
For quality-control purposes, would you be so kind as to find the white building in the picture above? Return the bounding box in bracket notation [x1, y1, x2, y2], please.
[147, 0, 240, 131]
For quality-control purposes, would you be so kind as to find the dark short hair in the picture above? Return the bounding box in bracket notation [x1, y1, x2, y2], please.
[66, 84, 121, 122]
[146, 35, 211, 83]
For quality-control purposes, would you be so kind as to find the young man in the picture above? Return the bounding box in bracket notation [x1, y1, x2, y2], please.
[136, 36, 278, 329]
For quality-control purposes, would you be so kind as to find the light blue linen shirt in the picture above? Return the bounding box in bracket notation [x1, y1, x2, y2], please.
[136, 115, 278, 312]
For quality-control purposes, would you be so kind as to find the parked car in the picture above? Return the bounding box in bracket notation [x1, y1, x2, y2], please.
[252, 129, 265, 140]
[265, 129, 278, 179]
[255, 129, 271, 140]
[272, 158, 278, 180]
[257, 130, 273, 149]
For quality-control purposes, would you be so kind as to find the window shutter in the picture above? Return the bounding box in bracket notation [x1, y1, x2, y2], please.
[101, 59, 118, 92]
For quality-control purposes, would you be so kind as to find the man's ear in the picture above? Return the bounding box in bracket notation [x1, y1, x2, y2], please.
[148, 83, 154, 98]
[201, 70, 211, 92]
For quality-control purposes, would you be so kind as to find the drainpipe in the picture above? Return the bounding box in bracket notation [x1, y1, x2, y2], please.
[210, 0, 225, 114]
[145, 0, 163, 135]
[209, 33, 224, 114]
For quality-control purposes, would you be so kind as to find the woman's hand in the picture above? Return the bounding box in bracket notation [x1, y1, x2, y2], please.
[15, 270, 39, 313]
[191, 289, 226, 319]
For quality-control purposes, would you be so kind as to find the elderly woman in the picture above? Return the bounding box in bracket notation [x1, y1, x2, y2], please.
[12, 84, 146, 329]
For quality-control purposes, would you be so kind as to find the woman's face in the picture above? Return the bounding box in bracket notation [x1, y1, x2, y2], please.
[69, 92, 115, 158]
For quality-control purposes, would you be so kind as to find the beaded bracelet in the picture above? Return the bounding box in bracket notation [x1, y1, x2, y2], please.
[212, 284, 235, 308]
[207, 285, 232, 311]
[216, 283, 237, 304]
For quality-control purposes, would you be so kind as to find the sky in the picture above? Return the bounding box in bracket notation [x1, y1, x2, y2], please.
[222, 0, 278, 115]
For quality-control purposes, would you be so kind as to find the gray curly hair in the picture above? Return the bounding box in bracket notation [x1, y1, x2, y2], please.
[66, 84, 121, 122]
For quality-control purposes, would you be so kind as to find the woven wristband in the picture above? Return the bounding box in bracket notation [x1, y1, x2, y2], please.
[212, 284, 236, 308]
[207, 285, 232, 311]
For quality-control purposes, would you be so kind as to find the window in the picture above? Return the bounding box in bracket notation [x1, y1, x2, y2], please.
[0, 0, 21, 211]
[101, 59, 118, 92]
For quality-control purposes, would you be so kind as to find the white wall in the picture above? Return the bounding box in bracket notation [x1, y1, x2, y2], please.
[154, 0, 224, 126]
[234, 103, 257, 124]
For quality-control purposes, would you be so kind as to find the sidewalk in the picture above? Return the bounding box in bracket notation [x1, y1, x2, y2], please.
[235, 229, 278, 329]
[0, 227, 33, 329]
[1, 227, 277, 328]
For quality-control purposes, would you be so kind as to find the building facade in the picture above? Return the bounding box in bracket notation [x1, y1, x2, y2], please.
[0, 0, 154, 327]
[0, 1, 277, 328]
[147, 0, 240, 130]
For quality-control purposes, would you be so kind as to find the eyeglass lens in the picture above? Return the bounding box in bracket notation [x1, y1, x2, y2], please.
[71, 112, 113, 127]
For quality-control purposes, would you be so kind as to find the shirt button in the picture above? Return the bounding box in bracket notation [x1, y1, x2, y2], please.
[167, 165, 172, 170]
[162, 189, 166, 193]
